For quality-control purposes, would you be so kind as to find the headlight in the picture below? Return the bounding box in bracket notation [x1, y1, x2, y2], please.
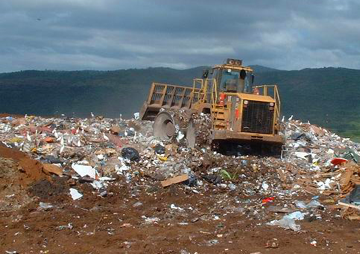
[244, 100, 249, 105]
[269, 102, 274, 106]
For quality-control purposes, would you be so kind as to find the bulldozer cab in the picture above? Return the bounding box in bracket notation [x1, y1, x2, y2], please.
[209, 59, 255, 95]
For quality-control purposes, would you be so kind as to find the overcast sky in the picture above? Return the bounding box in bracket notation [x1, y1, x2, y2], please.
[1, 0, 360, 72]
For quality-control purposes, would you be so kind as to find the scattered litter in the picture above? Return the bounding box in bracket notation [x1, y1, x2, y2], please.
[57, 223, 73, 230]
[154, 144, 165, 155]
[331, 158, 348, 165]
[286, 211, 306, 220]
[72, 163, 97, 179]
[266, 238, 279, 248]
[161, 174, 189, 187]
[295, 200, 322, 209]
[121, 147, 140, 162]
[143, 216, 160, 224]
[170, 204, 185, 211]
[261, 181, 269, 191]
[339, 185, 360, 210]
[69, 188, 83, 200]
[39, 202, 53, 210]
[262, 197, 275, 204]
[267, 216, 301, 231]
[268, 211, 305, 231]
[203, 174, 222, 184]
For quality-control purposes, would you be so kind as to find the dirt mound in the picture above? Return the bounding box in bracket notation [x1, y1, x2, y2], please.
[0, 143, 27, 161]
[0, 144, 52, 211]
[0, 158, 33, 211]
[0, 143, 48, 186]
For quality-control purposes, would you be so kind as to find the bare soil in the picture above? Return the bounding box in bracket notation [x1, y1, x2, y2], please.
[0, 177, 360, 253]
[1, 145, 360, 253]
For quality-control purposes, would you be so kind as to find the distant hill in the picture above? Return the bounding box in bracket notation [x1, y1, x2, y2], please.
[250, 65, 279, 73]
[256, 67, 360, 141]
[0, 66, 359, 141]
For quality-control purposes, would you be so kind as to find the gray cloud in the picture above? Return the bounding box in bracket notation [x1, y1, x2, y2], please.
[1, 0, 360, 72]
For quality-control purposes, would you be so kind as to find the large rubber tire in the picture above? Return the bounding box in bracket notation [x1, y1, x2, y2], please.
[153, 110, 211, 148]
[153, 111, 176, 141]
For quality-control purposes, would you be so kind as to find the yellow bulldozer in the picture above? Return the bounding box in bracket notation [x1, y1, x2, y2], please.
[139, 58, 284, 153]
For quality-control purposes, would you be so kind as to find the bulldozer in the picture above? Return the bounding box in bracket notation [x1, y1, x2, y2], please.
[139, 58, 284, 153]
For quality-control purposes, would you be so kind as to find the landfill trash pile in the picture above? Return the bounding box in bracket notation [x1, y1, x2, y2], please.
[1, 114, 360, 253]
[1, 114, 360, 208]
[282, 119, 360, 198]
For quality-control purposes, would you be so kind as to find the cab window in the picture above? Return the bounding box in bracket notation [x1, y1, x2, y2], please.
[220, 69, 239, 90]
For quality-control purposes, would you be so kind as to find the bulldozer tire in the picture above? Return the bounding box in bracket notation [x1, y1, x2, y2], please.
[153, 111, 176, 141]
[153, 110, 212, 149]
[153, 110, 198, 148]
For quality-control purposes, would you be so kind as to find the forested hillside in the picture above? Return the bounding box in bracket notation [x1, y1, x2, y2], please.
[0, 66, 359, 141]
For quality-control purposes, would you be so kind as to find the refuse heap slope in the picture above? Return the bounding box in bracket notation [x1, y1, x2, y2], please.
[0, 114, 360, 253]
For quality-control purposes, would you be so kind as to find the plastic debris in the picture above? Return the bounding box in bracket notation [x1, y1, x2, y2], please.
[133, 112, 140, 120]
[331, 158, 348, 165]
[295, 200, 322, 209]
[143, 216, 160, 224]
[268, 216, 301, 231]
[121, 147, 140, 162]
[72, 163, 97, 179]
[262, 197, 275, 204]
[69, 188, 83, 200]
[154, 144, 166, 155]
[176, 131, 185, 142]
[203, 174, 222, 184]
[170, 204, 185, 211]
[286, 211, 305, 220]
[157, 155, 168, 161]
[261, 181, 269, 191]
[39, 202, 53, 210]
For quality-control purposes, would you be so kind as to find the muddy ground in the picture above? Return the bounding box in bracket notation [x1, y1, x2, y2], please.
[1, 171, 360, 254]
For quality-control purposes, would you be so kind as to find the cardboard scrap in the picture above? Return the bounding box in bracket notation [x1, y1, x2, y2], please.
[340, 169, 354, 189]
[110, 125, 121, 135]
[43, 163, 63, 176]
[338, 201, 360, 211]
[310, 125, 325, 136]
[161, 174, 189, 187]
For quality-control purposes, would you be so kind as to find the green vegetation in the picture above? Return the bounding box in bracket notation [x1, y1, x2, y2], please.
[0, 66, 359, 142]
